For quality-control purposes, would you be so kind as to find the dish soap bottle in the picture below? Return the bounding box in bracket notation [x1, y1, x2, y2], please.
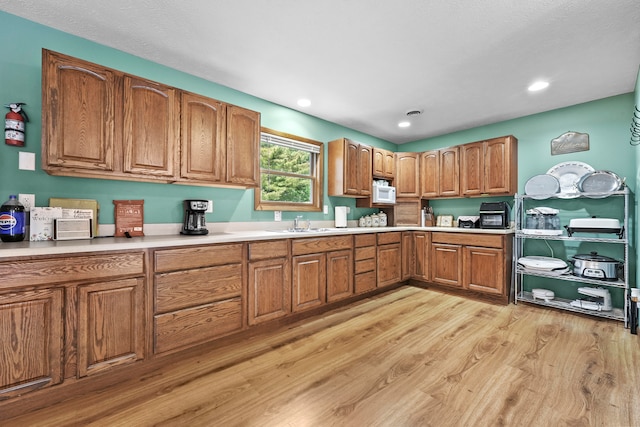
[0, 195, 26, 242]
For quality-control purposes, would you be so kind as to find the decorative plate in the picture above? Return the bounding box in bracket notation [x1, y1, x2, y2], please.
[524, 174, 560, 199]
[577, 170, 623, 197]
[546, 161, 594, 198]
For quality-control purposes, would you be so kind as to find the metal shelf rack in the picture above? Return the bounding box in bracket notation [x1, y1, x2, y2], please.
[513, 188, 630, 325]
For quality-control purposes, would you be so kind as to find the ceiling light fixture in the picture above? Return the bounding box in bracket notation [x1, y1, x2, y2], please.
[297, 98, 311, 107]
[398, 121, 411, 128]
[528, 81, 549, 92]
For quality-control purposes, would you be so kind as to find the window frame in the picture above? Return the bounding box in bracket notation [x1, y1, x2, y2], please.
[254, 127, 324, 212]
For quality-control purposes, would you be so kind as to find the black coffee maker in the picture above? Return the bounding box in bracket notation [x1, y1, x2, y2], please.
[181, 200, 209, 235]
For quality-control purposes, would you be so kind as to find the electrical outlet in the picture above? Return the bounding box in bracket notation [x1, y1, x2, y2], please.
[323, 205, 328, 214]
[18, 193, 35, 211]
[274, 211, 282, 221]
[206, 200, 213, 213]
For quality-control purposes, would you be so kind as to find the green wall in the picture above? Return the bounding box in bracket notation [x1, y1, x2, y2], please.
[0, 11, 394, 225]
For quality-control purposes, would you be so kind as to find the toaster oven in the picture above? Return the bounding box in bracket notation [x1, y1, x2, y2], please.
[479, 202, 511, 229]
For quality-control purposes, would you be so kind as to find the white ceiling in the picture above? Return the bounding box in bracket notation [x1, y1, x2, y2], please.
[2, 0, 639, 144]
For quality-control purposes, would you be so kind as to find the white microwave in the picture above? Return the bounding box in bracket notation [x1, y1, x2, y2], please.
[372, 185, 396, 204]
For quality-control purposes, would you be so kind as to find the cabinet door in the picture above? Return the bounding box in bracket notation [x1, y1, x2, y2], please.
[180, 92, 226, 182]
[248, 257, 291, 325]
[123, 76, 179, 178]
[413, 231, 430, 281]
[43, 50, 116, 172]
[439, 147, 460, 197]
[461, 142, 484, 196]
[377, 243, 402, 287]
[464, 246, 505, 295]
[226, 105, 260, 186]
[396, 152, 420, 198]
[77, 278, 145, 377]
[373, 148, 385, 176]
[431, 243, 463, 287]
[383, 150, 395, 178]
[326, 249, 354, 302]
[484, 136, 516, 195]
[420, 150, 439, 198]
[0, 288, 64, 398]
[292, 254, 326, 312]
[373, 148, 395, 178]
[357, 144, 373, 196]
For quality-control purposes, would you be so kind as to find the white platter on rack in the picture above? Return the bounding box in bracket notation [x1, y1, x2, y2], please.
[547, 161, 594, 198]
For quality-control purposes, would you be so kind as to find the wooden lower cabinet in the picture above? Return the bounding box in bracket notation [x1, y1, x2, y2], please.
[292, 253, 326, 312]
[0, 288, 64, 398]
[428, 232, 512, 303]
[464, 246, 505, 295]
[431, 243, 463, 288]
[413, 231, 430, 281]
[377, 232, 402, 287]
[77, 278, 145, 377]
[154, 243, 245, 352]
[292, 236, 354, 309]
[248, 240, 291, 325]
[354, 233, 377, 294]
[326, 249, 354, 302]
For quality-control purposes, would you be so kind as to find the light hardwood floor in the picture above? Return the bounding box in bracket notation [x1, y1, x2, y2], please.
[4, 286, 640, 426]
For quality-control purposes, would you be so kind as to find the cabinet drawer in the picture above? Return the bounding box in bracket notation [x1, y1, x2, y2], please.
[354, 233, 376, 247]
[432, 232, 504, 248]
[355, 271, 377, 294]
[377, 231, 401, 245]
[155, 263, 242, 313]
[292, 235, 353, 255]
[154, 243, 243, 272]
[154, 297, 242, 354]
[355, 258, 376, 274]
[355, 246, 376, 261]
[249, 239, 289, 261]
[0, 252, 144, 288]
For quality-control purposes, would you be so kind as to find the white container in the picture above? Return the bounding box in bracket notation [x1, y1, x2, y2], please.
[335, 206, 348, 228]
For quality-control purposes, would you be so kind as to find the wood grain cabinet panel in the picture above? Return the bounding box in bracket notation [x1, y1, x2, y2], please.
[439, 147, 460, 197]
[328, 138, 372, 197]
[77, 278, 145, 377]
[0, 288, 64, 399]
[248, 257, 291, 325]
[226, 105, 260, 186]
[292, 254, 326, 312]
[42, 49, 116, 173]
[180, 92, 226, 182]
[377, 232, 403, 288]
[420, 150, 439, 198]
[431, 243, 463, 288]
[460, 142, 484, 196]
[326, 249, 354, 302]
[413, 231, 431, 281]
[373, 147, 395, 178]
[395, 152, 420, 198]
[123, 76, 179, 178]
[464, 246, 505, 295]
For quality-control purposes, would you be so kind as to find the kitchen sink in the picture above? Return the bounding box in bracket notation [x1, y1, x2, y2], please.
[266, 228, 338, 233]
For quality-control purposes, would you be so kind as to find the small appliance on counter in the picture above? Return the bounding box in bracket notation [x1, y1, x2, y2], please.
[479, 201, 511, 229]
[181, 199, 209, 235]
[570, 287, 612, 311]
[457, 215, 479, 228]
[335, 206, 348, 228]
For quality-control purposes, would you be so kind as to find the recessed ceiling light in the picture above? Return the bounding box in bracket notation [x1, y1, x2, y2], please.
[528, 81, 549, 92]
[297, 98, 311, 107]
[398, 121, 411, 128]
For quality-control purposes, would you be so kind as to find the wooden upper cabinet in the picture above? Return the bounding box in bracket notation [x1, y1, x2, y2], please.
[484, 135, 517, 195]
[395, 152, 420, 198]
[420, 150, 439, 198]
[461, 135, 517, 196]
[226, 105, 260, 186]
[43, 49, 116, 172]
[439, 146, 460, 197]
[460, 142, 484, 196]
[373, 147, 395, 178]
[180, 92, 226, 182]
[123, 76, 179, 178]
[328, 138, 372, 197]
[41, 49, 260, 188]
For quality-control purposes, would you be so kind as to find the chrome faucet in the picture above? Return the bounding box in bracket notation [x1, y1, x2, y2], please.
[293, 215, 310, 231]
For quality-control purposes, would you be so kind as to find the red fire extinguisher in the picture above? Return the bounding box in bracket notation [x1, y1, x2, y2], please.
[5, 103, 29, 147]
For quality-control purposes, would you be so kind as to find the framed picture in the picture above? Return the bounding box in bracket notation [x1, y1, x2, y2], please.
[438, 215, 454, 227]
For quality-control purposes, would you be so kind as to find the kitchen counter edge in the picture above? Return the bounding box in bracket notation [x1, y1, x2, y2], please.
[0, 226, 514, 258]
